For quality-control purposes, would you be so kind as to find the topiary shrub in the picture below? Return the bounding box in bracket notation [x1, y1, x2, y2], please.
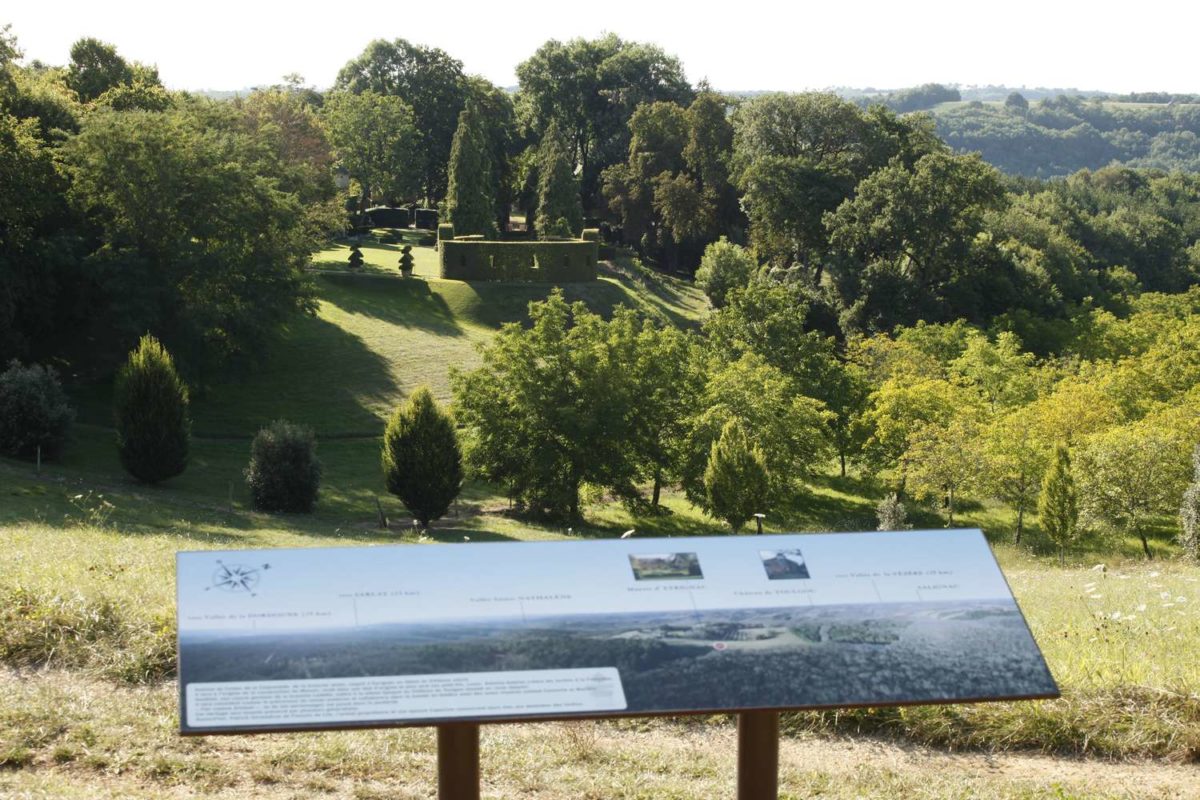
[0, 360, 75, 460]
[114, 335, 190, 484]
[382, 387, 462, 527]
[245, 420, 322, 513]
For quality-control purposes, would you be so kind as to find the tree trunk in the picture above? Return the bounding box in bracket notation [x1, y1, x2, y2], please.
[839, 451, 847, 478]
[652, 472, 662, 507]
[1015, 504, 1025, 545]
[1139, 529, 1153, 559]
[946, 486, 955, 528]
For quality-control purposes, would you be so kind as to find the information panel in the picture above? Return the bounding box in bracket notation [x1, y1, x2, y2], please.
[177, 530, 1058, 734]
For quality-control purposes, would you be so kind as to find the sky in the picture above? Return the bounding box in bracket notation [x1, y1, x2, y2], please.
[6, 0, 1200, 94]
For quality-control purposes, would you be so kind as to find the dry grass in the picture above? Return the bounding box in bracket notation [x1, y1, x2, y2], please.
[4, 670, 1198, 799]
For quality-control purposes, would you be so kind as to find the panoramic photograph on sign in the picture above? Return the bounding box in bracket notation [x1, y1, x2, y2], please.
[177, 530, 1058, 734]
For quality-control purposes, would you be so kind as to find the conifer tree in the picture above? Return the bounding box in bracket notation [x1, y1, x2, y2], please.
[704, 420, 770, 532]
[535, 121, 583, 239]
[444, 103, 498, 237]
[113, 334, 190, 483]
[1181, 445, 1200, 561]
[382, 387, 463, 527]
[1038, 443, 1079, 563]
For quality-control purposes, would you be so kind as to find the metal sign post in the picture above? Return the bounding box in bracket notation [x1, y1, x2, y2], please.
[737, 711, 779, 799]
[437, 723, 480, 800]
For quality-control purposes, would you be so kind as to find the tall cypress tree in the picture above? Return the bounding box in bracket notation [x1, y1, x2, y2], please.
[382, 387, 463, 528]
[113, 334, 190, 483]
[1180, 445, 1200, 561]
[1038, 443, 1079, 563]
[704, 420, 770, 532]
[444, 103, 498, 238]
[535, 121, 583, 239]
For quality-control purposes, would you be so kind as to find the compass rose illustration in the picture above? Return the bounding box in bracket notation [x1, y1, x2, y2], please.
[207, 559, 271, 596]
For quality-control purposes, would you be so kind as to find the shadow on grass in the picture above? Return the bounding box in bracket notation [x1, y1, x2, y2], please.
[459, 279, 664, 331]
[422, 527, 521, 544]
[318, 274, 464, 337]
[775, 487, 881, 533]
[602, 258, 703, 329]
[195, 312, 403, 437]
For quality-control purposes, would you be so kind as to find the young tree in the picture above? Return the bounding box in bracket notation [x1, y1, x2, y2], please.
[382, 387, 463, 528]
[1076, 422, 1192, 558]
[949, 330, 1037, 411]
[903, 416, 984, 527]
[1038, 444, 1079, 563]
[704, 420, 770, 532]
[624, 319, 704, 508]
[858, 377, 977, 482]
[694, 237, 757, 308]
[1181, 445, 1200, 561]
[113, 335, 190, 484]
[682, 353, 830, 510]
[982, 407, 1051, 544]
[535, 122, 583, 238]
[444, 103, 498, 237]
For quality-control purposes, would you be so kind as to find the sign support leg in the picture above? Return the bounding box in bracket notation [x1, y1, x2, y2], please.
[437, 723, 480, 800]
[737, 711, 779, 800]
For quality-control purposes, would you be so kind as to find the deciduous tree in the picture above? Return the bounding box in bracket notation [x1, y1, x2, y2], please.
[334, 39, 467, 201]
[322, 91, 420, 209]
[1076, 422, 1192, 558]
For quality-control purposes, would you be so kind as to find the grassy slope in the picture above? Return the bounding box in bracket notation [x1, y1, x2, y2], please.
[4, 243, 1199, 796]
[52, 244, 707, 519]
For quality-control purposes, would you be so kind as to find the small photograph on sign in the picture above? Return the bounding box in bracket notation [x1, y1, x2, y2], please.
[760, 549, 810, 580]
[628, 552, 703, 581]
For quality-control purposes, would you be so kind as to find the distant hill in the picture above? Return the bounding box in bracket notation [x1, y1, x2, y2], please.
[825, 84, 1200, 178]
[930, 94, 1200, 177]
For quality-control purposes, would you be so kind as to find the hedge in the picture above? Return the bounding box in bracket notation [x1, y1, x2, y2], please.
[440, 240, 599, 282]
[414, 208, 439, 230]
[365, 206, 410, 228]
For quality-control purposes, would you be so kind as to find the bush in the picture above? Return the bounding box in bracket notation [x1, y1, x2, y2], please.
[245, 420, 322, 513]
[113, 335, 190, 483]
[0, 360, 74, 460]
[382, 387, 462, 527]
[875, 493, 912, 531]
